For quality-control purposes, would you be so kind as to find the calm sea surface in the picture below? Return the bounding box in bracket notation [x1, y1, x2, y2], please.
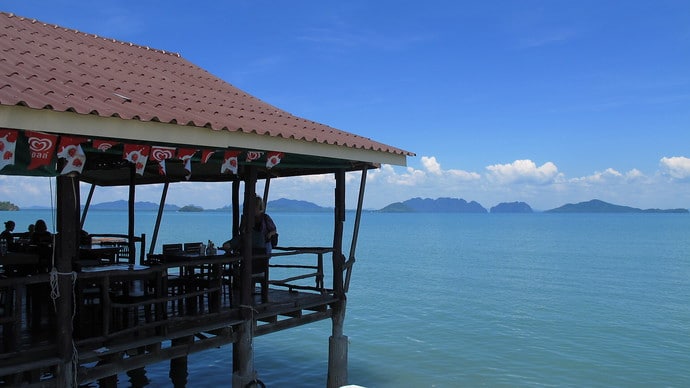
[5, 210, 690, 387]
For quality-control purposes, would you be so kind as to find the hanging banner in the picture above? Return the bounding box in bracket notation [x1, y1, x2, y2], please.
[201, 150, 215, 164]
[177, 148, 197, 179]
[150, 146, 176, 175]
[93, 139, 119, 152]
[26, 131, 58, 170]
[57, 136, 88, 175]
[123, 143, 150, 175]
[266, 152, 284, 169]
[221, 150, 241, 175]
[246, 151, 263, 162]
[0, 129, 18, 171]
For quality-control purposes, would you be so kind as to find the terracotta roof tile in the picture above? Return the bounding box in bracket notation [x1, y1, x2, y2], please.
[0, 12, 413, 157]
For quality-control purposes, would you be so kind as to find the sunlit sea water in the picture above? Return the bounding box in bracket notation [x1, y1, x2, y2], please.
[7, 210, 690, 387]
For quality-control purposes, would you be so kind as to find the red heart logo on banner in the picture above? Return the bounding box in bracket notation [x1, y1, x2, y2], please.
[29, 138, 53, 152]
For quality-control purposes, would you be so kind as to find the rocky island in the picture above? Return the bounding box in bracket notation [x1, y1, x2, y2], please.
[545, 199, 688, 213]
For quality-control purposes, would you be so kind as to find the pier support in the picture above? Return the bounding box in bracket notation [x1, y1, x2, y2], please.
[328, 300, 348, 388]
[232, 319, 257, 387]
[169, 336, 193, 387]
[56, 175, 78, 387]
[233, 166, 258, 388]
[327, 170, 348, 388]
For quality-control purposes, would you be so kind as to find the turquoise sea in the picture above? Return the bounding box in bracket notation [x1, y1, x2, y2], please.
[5, 210, 690, 387]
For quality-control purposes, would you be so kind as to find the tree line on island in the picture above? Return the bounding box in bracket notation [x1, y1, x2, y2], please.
[3, 198, 687, 214]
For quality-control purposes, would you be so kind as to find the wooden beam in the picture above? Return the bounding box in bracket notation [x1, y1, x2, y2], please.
[149, 182, 169, 256]
[232, 180, 240, 238]
[328, 169, 349, 388]
[127, 164, 136, 264]
[332, 169, 345, 297]
[233, 166, 257, 388]
[56, 175, 78, 386]
[80, 182, 95, 229]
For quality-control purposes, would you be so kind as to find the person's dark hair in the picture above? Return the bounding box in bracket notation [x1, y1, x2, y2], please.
[35, 219, 48, 233]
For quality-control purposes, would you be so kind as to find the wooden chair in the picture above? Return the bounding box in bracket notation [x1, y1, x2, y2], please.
[183, 242, 203, 255]
[162, 244, 183, 256]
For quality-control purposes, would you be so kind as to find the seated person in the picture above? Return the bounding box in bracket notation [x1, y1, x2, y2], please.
[31, 219, 52, 245]
[222, 195, 278, 302]
[223, 195, 278, 256]
[1, 220, 15, 250]
[28, 219, 53, 273]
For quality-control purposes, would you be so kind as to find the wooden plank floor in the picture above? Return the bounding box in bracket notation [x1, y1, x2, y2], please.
[0, 284, 337, 386]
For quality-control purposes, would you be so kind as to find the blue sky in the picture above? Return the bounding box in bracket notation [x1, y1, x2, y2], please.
[2, 1, 690, 210]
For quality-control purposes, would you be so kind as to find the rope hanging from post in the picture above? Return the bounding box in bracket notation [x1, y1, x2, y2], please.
[49, 267, 80, 387]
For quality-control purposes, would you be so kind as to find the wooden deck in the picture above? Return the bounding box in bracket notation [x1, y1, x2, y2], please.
[0, 247, 337, 386]
[76, 287, 338, 384]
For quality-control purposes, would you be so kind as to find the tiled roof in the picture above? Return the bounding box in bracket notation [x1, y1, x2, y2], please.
[0, 12, 413, 158]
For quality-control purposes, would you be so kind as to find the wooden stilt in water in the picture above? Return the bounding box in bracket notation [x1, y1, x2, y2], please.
[56, 175, 78, 387]
[126, 367, 149, 386]
[96, 354, 118, 388]
[233, 166, 258, 387]
[328, 299, 349, 388]
[169, 336, 193, 387]
[232, 320, 256, 387]
[328, 170, 349, 388]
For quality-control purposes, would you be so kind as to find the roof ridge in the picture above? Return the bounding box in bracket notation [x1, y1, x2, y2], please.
[1, 11, 181, 58]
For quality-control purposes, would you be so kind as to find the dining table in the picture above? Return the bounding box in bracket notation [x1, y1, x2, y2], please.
[76, 263, 165, 338]
[79, 244, 121, 264]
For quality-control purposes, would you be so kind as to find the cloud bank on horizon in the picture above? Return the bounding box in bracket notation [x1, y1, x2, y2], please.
[2, 154, 689, 211]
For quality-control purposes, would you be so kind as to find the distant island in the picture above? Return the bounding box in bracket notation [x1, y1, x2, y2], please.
[88, 200, 180, 212]
[179, 204, 204, 212]
[5, 197, 688, 214]
[379, 197, 487, 213]
[212, 198, 332, 213]
[265, 198, 331, 212]
[0, 201, 19, 211]
[545, 199, 689, 214]
[376, 197, 686, 214]
[490, 202, 533, 213]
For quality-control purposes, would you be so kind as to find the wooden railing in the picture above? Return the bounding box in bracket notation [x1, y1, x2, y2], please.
[0, 246, 336, 381]
[86, 233, 146, 264]
[268, 246, 332, 293]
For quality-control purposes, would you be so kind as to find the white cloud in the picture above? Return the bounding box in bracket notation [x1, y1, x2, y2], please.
[1, 155, 687, 212]
[625, 169, 645, 181]
[485, 159, 560, 185]
[570, 168, 622, 184]
[569, 168, 652, 186]
[421, 156, 442, 175]
[660, 156, 690, 180]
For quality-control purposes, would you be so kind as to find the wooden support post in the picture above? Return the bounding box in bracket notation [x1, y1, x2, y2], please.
[232, 180, 240, 238]
[80, 182, 95, 229]
[149, 181, 169, 256]
[233, 166, 258, 388]
[241, 167, 257, 311]
[127, 165, 136, 264]
[329, 301, 348, 388]
[262, 176, 271, 205]
[328, 169, 348, 388]
[345, 168, 367, 293]
[332, 169, 346, 297]
[56, 175, 78, 387]
[169, 335, 193, 387]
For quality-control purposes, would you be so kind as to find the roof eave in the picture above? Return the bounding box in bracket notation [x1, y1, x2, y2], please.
[0, 105, 409, 167]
